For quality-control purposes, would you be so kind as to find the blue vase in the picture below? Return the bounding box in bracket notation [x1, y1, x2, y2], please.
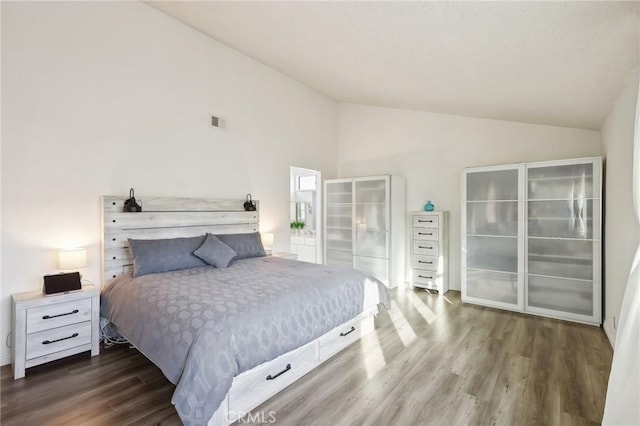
[424, 201, 435, 212]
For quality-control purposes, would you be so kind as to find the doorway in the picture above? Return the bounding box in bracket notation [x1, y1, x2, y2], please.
[290, 166, 322, 263]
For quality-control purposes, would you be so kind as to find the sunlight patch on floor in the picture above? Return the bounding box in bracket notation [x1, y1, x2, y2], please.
[407, 291, 438, 324]
[360, 330, 386, 380]
[389, 300, 417, 347]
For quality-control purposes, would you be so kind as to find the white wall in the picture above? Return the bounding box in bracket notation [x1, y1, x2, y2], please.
[337, 103, 601, 290]
[601, 71, 640, 346]
[0, 2, 338, 366]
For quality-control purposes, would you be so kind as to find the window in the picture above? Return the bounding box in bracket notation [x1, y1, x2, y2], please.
[298, 175, 317, 191]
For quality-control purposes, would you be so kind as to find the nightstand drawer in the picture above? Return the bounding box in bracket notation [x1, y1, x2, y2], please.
[413, 270, 437, 287]
[27, 298, 92, 333]
[413, 255, 438, 271]
[413, 228, 438, 241]
[413, 242, 439, 257]
[26, 321, 91, 360]
[413, 216, 439, 228]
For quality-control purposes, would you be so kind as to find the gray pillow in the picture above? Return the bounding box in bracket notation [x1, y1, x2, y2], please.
[193, 234, 237, 268]
[215, 232, 266, 260]
[128, 235, 207, 277]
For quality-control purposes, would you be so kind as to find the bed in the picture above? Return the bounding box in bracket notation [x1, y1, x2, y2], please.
[99, 196, 390, 426]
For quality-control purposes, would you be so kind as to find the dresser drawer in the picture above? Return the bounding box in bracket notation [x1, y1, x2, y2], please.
[318, 315, 374, 363]
[413, 216, 439, 228]
[413, 255, 438, 271]
[413, 270, 438, 288]
[413, 242, 439, 257]
[26, 321, 92, 360]
[413, 228, 438, 241]
[27, 297, 92, 334]
[228, 340, 317, 417]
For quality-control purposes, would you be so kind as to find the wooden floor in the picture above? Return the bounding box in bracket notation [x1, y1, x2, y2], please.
[1, 287, 613, 426]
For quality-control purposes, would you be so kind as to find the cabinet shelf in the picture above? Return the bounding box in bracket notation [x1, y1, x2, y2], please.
[325, 248, 352, 253]
[528, 175, 593, 182]
[528, 198, 598, 202]
[466, 266, 518, 276]
[466, 199, 518, 203]
[467, 233, 518, 239]
[528, 236, 597, 242]
[528, 217, 592, 221]
[528, 253, 591, 262]
[527, 273, 592, 283]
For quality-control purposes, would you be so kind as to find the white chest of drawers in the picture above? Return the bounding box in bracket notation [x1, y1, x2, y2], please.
[409, 211, 449, 294]
[12, 285, 100, 379]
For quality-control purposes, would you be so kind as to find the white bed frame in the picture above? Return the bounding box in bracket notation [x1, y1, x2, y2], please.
[101, 196, 380, 425]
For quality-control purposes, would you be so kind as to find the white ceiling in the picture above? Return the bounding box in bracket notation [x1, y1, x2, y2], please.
[148, 1, 639, 130]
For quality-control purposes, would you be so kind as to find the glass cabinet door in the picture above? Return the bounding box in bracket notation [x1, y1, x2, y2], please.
[463, 165, 524, 311]
[353, 177, 390, 284]
[525, 159, 601, 322]
[324, 180, 353, 268]
[354, 177, 388, 258]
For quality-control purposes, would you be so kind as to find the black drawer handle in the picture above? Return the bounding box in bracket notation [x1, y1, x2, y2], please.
[340, 326, 356, 337]
[418, 232, 433, 236]
[418, 260, 433, 264]
[266, 363, 291, 381]
[42, 333, 79, 345]
[43, 309, 79, 320]
[418, 275, 433, 279]
[418, 220, 433, 223]
[418, 246, 433, 250]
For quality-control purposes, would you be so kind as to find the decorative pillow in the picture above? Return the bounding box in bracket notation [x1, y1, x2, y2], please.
[193, 234, 237, 268]
[128, 235, 207, 277]
[215, 232, 266, 260]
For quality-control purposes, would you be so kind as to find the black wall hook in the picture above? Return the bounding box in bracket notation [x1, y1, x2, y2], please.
[243, 194, 257, 211]
[123, 188, 142, 212]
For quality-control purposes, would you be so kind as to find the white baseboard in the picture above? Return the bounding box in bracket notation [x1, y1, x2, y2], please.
[603, 318, 616, 348]
[1, 350, 12, 367]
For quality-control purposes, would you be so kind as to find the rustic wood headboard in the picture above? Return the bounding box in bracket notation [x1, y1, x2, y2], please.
[101, 196, 259, 285]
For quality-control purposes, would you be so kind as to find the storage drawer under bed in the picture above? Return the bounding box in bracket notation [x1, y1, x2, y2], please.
[317, 314, 375, 363]
[224, 312, 376, 423]
[227, 339, 318, 420]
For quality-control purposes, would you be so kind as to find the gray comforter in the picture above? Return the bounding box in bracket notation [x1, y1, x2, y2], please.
[100, 256, 390, 426]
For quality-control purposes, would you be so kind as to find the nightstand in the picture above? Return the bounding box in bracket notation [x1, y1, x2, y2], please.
[12, 285, 100, 379]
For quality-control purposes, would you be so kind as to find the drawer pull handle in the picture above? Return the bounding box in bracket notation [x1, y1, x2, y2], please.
[418, 220, 433, 223]
[266, 363, 291, 381]
[43, 309, 79, 320]
[418, 246, 433, 250]
[418, 260, 433, 264]
[418, 232, 433, 236]
[42, 333, 79, 345]
[340, 326, 356, 337]
[418, 275, 433, 279]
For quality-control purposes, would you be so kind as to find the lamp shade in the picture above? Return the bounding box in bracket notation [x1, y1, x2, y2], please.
[261, 232, 274, 249]
[58, 248, 87, 270]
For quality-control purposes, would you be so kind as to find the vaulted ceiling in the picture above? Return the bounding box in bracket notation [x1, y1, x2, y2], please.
[149, 1, 639, 130]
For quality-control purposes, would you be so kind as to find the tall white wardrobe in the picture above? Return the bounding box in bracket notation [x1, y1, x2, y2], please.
[324, 175, 405, 287]
[462, 157, 602, 325]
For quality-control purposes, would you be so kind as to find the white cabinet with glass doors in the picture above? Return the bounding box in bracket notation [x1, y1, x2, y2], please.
[324, 175, 405, 287]
[462, 157, 602, 325]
